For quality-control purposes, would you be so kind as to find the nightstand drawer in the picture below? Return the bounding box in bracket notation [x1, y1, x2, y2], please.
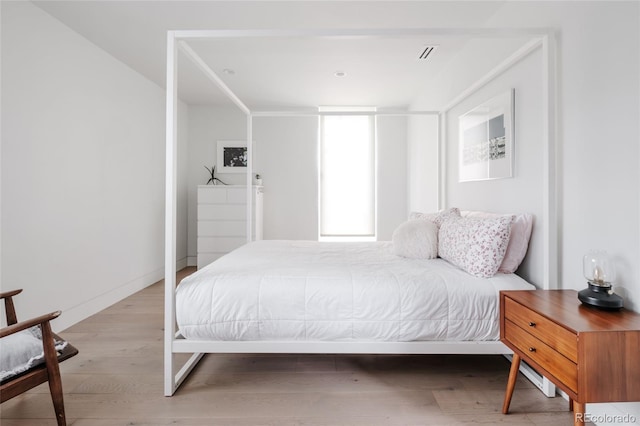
[504, 297, 578, 363]
[504, 319, 577, 393]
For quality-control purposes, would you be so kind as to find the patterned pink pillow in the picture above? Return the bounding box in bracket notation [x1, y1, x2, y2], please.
[461, 211, 533, 273]
[409, 208, 461, 227]
[438, 215, 514, 278]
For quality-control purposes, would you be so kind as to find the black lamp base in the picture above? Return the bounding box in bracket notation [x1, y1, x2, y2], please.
[578, 282, 623, 310]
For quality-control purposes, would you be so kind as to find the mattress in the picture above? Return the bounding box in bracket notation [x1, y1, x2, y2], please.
[176, 240, 535, 342]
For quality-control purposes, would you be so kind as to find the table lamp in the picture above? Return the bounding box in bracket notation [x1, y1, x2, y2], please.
[579, 250, 623, 309]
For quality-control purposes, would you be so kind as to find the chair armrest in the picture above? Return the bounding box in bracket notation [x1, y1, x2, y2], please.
[0, 311, 61, 339]
[0, 289, 23, 300]
[0, 289, 22, 326]
[0, 310, 70, 400]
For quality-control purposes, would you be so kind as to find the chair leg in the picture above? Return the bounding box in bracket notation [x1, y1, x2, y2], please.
[41, 323, 67, 426]
[48, 372, 67, 426]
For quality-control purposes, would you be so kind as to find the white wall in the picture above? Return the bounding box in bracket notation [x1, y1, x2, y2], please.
[187, 110, 409, 244]
[407, 115, 439, 214]
[376, 116, 409, 240]
[253, 116, 319, 240]
[1, 1, 189, 331]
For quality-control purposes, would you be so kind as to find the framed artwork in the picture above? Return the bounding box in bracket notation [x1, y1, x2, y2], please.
[458, 90, 514, 182]
[217, 141, 248, 173]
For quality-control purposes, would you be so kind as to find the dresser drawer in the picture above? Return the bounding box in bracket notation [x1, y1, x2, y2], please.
[198, 220, 247, 237]
[504, 297, 578, 363]
[197, 187, 229, 203]
[197, 237, 246, 253]
[198, 204, 247, 221]
[504, 319, 578, 393]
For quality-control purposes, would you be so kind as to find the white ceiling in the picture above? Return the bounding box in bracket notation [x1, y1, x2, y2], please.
[180, 34, 472, 109]
[33, 1, 535, 110]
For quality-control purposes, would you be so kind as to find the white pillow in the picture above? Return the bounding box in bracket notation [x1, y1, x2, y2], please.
[0, 328, 44, 382]
[392, 219, 438, 259]
[0, 326, 68, 382]
[438, 215, 513, 278]
[461, 211, 533, 273]
[409, 207, 461, 227]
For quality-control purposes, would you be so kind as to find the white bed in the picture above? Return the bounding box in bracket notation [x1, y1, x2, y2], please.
[176, 240, 534, 343]
[166, 211, 539, 396]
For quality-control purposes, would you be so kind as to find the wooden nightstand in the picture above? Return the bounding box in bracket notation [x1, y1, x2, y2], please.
[500, 290, 640, 426]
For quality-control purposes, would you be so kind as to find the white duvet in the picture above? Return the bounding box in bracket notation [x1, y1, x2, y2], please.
[176, 241, 534, 342]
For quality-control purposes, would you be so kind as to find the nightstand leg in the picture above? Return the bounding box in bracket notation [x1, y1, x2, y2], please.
[502, 353, 521, 414]
[573, 401, 585, 425]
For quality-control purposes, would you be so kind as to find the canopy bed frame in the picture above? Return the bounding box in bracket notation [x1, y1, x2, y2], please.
[164, 28, 558, 397]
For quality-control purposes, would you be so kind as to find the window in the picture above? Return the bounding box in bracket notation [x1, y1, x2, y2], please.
[319, 108, 376, 241]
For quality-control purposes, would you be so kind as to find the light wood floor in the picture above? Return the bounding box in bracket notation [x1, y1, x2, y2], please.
[1, 268, 579, 425]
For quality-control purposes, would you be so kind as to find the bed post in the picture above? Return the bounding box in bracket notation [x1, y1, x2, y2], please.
[165, 33, 254, 397]
[538, 31, 558, 398]
[246, 114, 253, 242]
[542, 32, 558, 292]
[438, 111, 446, 210]
[164, 30, 178, 397]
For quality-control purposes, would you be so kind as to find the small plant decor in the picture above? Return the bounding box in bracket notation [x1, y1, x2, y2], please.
[204, 166, 227, 185]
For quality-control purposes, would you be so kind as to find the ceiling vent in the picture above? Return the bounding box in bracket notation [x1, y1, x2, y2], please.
[418, 46, 438, 60]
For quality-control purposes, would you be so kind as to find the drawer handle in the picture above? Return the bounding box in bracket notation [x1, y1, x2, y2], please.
[528, 347, 536, 352]
[529, 322, 536, 327]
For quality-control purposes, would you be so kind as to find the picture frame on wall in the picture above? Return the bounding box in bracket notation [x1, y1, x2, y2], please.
[217, 141, 248, 173]
[458, 90, 514, 182]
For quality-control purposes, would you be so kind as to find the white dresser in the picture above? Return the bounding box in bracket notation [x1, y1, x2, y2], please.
[197, 185, 263, 269]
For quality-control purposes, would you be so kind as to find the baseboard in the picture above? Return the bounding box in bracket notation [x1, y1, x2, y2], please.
[187, 256, 197, 267]
[55, 259, 187, 333]
[503, 354, 556, 397]
[177, 257, 188, 271]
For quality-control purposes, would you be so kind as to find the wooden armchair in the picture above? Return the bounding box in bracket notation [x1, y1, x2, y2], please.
[0, 289, 78, 426]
